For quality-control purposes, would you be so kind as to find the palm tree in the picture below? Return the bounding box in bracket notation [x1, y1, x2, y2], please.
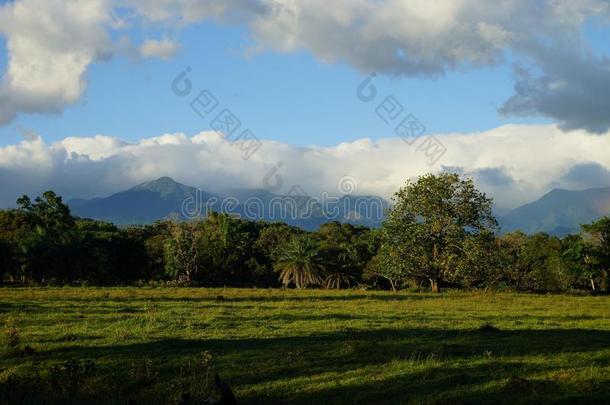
[323, 246, 357, 289]
[323, 269, 355, 289]
[275, 235, 324, 288]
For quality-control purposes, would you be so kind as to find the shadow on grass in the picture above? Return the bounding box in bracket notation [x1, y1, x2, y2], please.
[5, 327, 610, 403]
[5, 293, 447, 305]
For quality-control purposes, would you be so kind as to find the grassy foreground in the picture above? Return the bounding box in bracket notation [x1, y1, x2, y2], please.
[0, 288, 609, 404]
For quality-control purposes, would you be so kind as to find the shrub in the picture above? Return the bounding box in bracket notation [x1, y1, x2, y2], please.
[4, 325, 19, 348]
[49, 359, 96, 398]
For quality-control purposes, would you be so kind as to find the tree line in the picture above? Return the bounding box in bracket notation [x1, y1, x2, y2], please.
[0, 173, 608, 293]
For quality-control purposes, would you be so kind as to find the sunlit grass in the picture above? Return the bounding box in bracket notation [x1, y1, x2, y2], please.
[1, 287, 609, 403]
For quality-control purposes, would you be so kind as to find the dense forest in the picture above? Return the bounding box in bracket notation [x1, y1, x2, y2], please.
[0, 173, 608, 293]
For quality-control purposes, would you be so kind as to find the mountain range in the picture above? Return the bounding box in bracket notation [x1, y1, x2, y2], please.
[69, 177, 388, 230]
[499, 187, 610, 236]
[69, 177, 610, 235]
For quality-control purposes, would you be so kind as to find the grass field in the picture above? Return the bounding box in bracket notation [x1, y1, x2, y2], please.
[1, 288, 609, 404]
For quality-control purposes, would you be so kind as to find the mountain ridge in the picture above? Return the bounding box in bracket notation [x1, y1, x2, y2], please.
[499, 186, 610, 236]
[69, 177, 388, 230]
[69, 177, 610, 234]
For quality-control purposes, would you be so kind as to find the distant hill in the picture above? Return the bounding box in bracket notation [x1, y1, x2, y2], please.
[70, 178, 610, 235]
[69, 177, 388, 230]
[499, 187, 610, 236]
[69, 177, 214, 225]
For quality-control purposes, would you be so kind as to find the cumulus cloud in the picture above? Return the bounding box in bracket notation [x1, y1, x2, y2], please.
[559, 162, 610, 190]
[442, 166, 515, 188]
[124, 0, 268, 25]
[1, 124, 610, 210]
[1, 0, 610, 130]
[0, 0, 113, 124]
[242, 0, 610, 131]
[249, 0, 525, 75]
[139, 37, 180, 59]
[0, 0, 197, 125]
[500, 47, 610, 133]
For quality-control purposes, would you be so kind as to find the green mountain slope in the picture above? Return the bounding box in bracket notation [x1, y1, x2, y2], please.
[69, 177, 388, 229]
[500, 187, 610, 236]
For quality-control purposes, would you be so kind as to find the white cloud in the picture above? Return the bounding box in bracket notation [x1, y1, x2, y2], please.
[241, 1, 610, 131]
[0, 0, 194, 124]
[124, 0, 268, 25]
[500, 47, 610, 133]
[173, 0, 610, 131]
[0, 0, 113, 124]
[246, 0, 607, 73]
[139, 37, 180, 59]
[1, 125, 610, 210]
[1, 0, 610, 130]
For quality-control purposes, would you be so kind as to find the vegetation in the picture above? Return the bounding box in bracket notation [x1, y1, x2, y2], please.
[1, 174, 609, 402]
[1, 287, 609, 403]
[274, 235, 324, 289]
[379, 173, 497, 293]
[0, 173, 609, 293]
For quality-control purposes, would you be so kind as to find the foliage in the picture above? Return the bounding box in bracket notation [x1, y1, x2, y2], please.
[455, 230, 502, 289]
[164, 221, 205, 284]
[0, 182, 609, 293]
[316, 222, 374, 289]
[49, 359, 96, 398]
[16, 191, 74, 231]
[275, 234, 324, 288]
[4, 325, 19, 348]
[379, 173, 497, 292]
[497, 232, 571, 292]
[581, 217, 610, 290]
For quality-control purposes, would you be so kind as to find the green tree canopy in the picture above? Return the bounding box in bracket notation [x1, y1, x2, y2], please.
[379, 173, 497, 292]
[17, 191, 74, 231]
[581, 217, 610, 291]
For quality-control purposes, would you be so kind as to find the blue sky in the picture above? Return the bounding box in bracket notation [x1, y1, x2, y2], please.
[1, 0, 610, 209]
[0, 17, 553, 147]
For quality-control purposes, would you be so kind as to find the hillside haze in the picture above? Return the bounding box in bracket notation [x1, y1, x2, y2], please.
[69, 177, 211, 225]
[69, 177, 388, 230]
[499, 187, 610, 236]
[70, 178, 610, 234]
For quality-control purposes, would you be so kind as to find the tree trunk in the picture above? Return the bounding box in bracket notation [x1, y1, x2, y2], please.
[389, 279, 396, 293]
[590, 278, 596, 292]
[430, 279, 440, 293]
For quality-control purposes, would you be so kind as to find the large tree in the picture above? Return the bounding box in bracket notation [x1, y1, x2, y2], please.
[562, 234, 596, 291]
[380, 173, 497, 292]
[16, 191, 74, 230]
[316, 222, 373, 289]
[581, 217, 610, 291]
[164, 221, 204, 285]
[197, 212, 263, 286]
[8, 192, 78, 283]
[497, 232, 569, 292]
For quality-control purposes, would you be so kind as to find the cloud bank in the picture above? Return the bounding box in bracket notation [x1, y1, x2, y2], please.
[1, 0, 610, 131]
[1, 124, 610, 211]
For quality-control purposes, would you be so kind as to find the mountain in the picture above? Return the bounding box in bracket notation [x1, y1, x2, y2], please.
[499, 187, 610, 236]
[69, 177, 388, 230]
[70, 177, 214, 225]
[69, 179, 610, 234]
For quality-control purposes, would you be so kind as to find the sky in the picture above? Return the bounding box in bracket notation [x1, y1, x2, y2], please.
[1, 0, 610, 212]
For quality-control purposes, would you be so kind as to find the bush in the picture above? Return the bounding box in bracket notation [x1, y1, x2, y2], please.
[4, 325, 19, 348]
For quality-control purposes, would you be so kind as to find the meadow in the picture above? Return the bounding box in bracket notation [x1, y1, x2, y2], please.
[1, 288, 609, 404]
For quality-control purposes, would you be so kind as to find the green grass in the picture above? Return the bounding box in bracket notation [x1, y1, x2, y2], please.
[1, 288, 609, 404]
